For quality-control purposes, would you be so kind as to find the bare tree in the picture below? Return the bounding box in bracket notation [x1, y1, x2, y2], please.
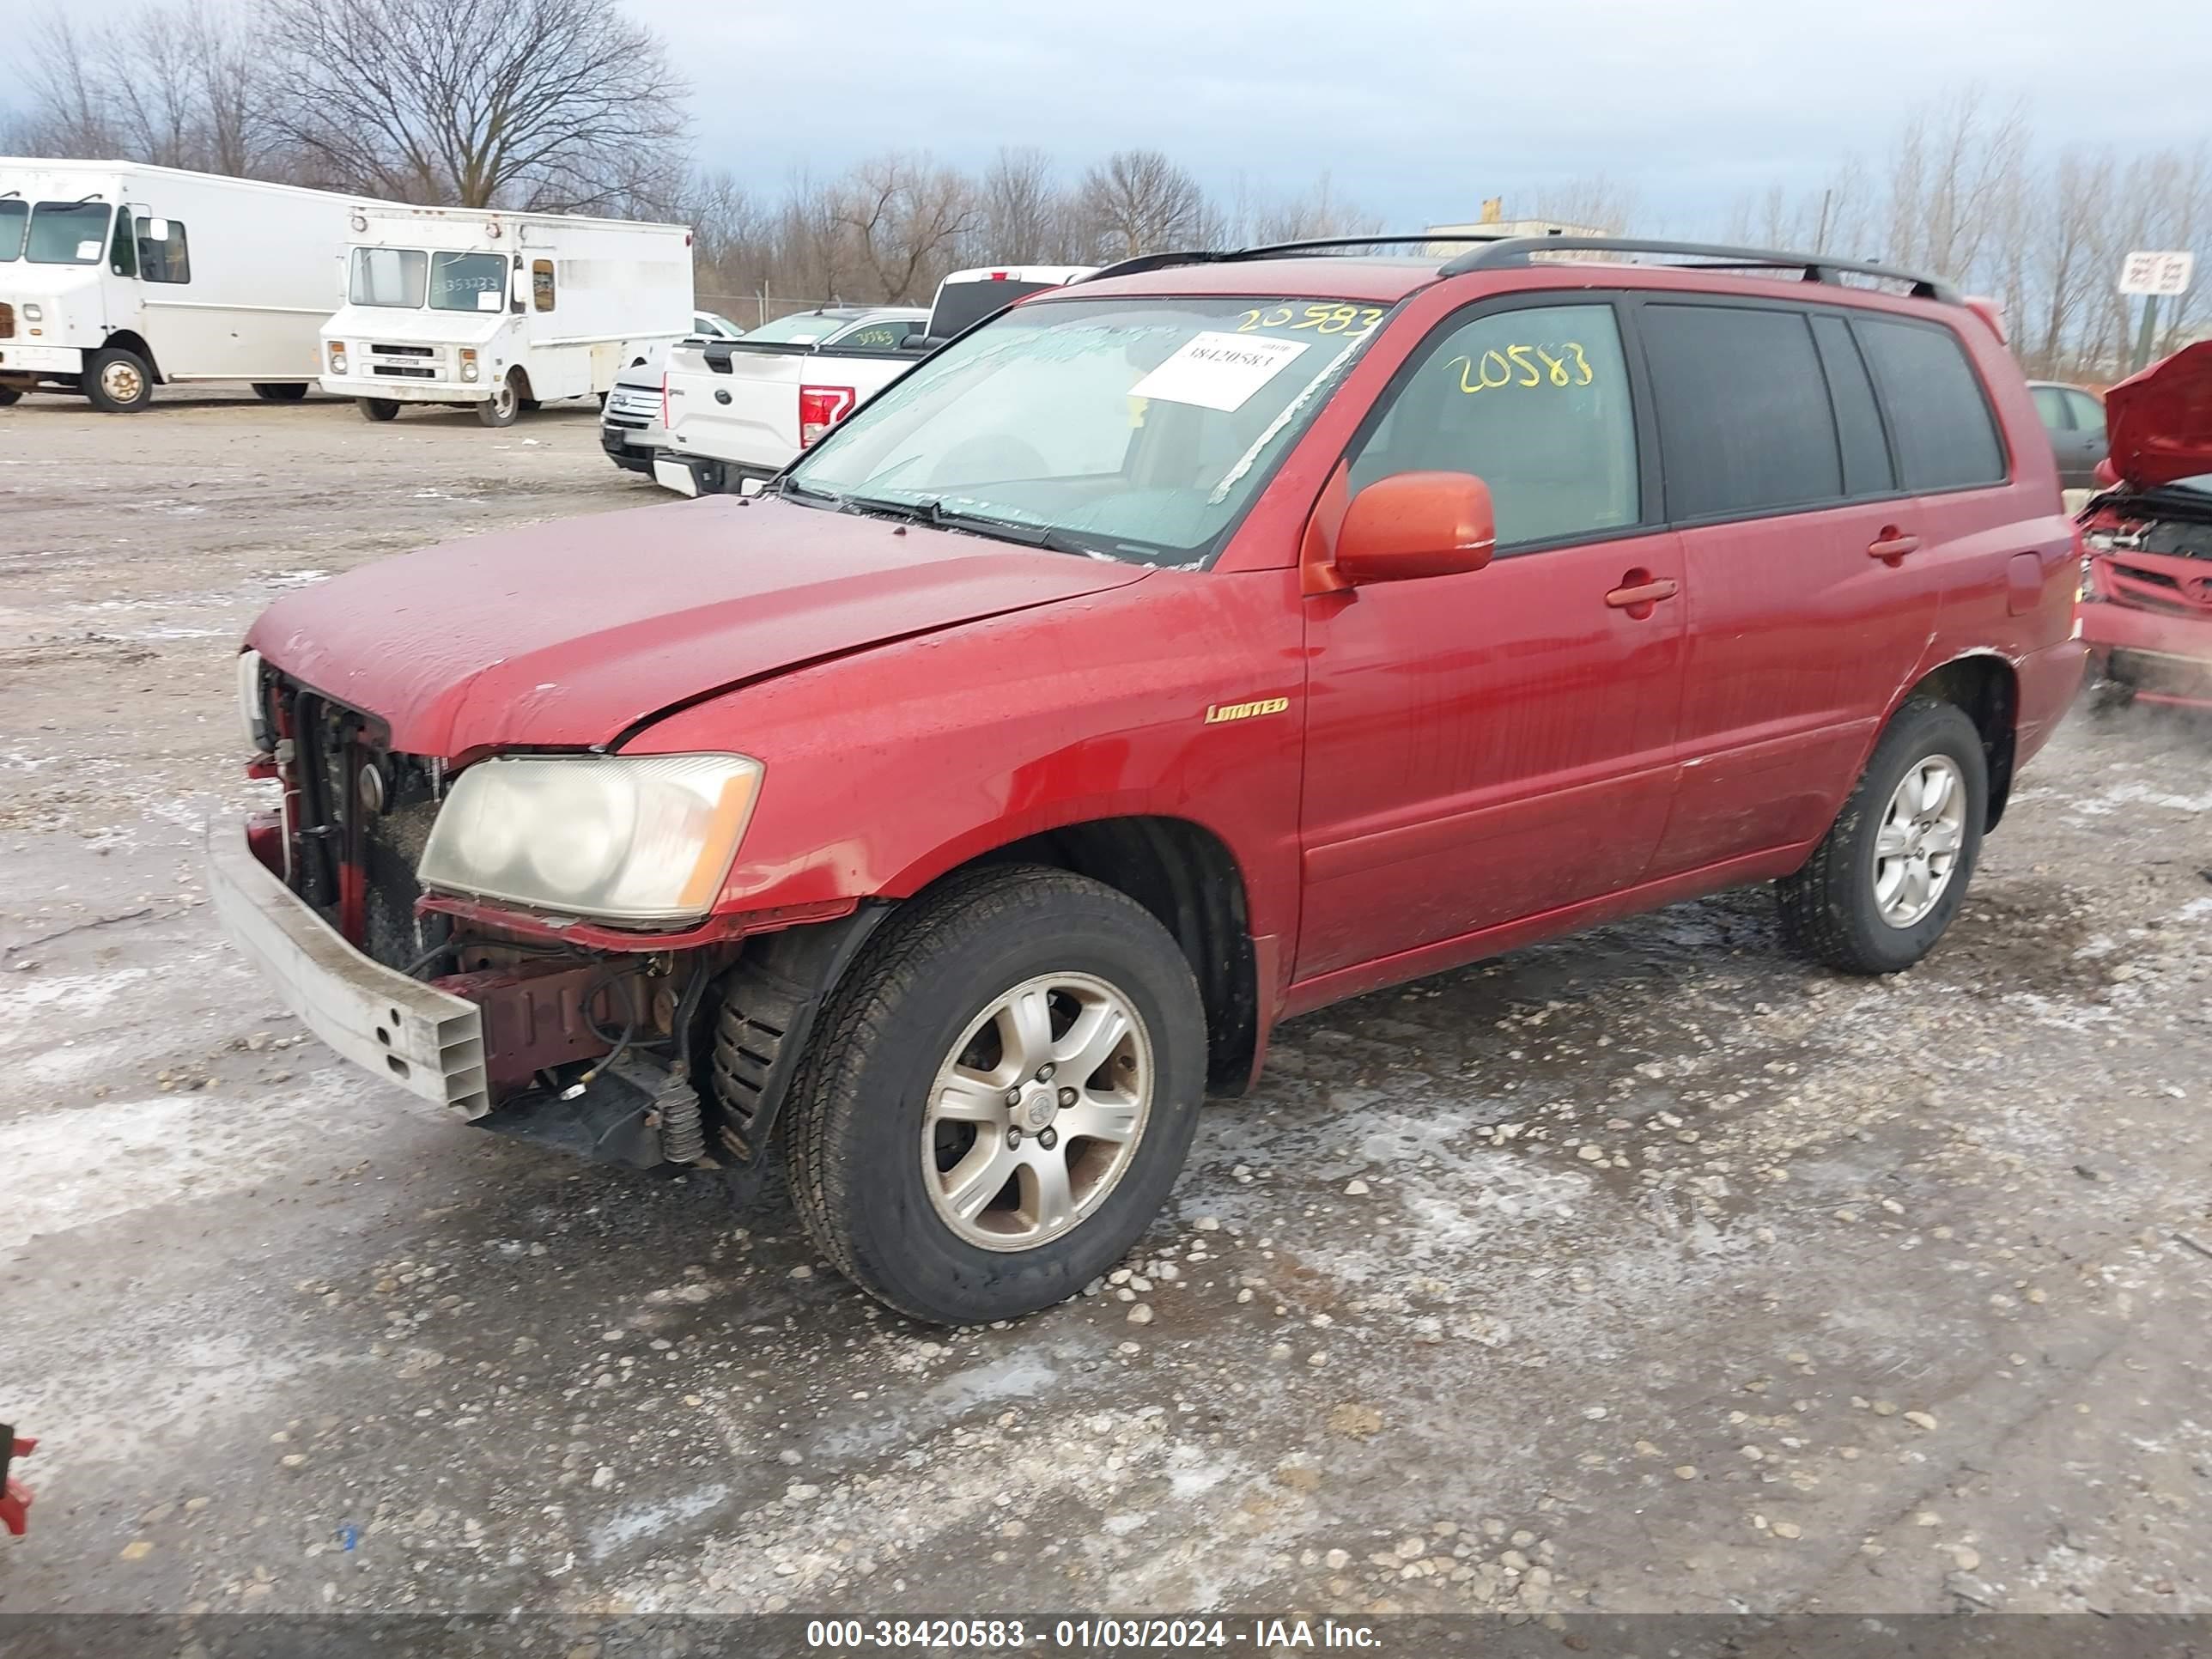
[1521, 173, 1642, 234]
[981, 147, 1073, 262]
[835, 152, 980, 301]
[261, 0, 687, 210]
[1075, 149, 1218, 258]
[1240, 171, 1382, 245]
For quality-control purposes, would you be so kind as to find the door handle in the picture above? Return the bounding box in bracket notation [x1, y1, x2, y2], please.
[1868, 528, 1921, 562]
[1604, 576, 1680, 610]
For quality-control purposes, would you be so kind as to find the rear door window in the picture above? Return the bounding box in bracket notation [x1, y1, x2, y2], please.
[1640, 303, 1842, 519]
[1347, 301, 1640, 550]
[2063, 388, 2106, 443]
[1853, 317, 2007, 490]
[1809, 313, 1895, 496]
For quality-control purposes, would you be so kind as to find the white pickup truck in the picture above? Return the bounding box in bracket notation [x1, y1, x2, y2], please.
[651, 266, 1095, 497]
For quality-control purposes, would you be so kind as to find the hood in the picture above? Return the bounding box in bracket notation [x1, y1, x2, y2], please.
[247, 496, 1149, 757]
[2103, 340, 2212, 490]
[322, 306, 509, 346]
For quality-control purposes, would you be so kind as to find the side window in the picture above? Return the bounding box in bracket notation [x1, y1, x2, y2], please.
[2064, 389, 2106, 442]
[1853, 317, 2006, 490]
[1347, 302, 1638, 549]
[532, 258, 555, 312]
[2031, 385, 2074, 433]
[1640, 303, 1841, 519]
[109, 210, 137, 278]
[1810, 313, 1895, 496]
[134, 216, 190, 284]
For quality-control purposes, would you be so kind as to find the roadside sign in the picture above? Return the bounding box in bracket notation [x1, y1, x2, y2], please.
[2118, 251, 2194, 297]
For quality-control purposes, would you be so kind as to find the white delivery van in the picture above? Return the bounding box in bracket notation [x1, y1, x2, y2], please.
[322, 204, 692, 427]
[0, 157, 358, 412]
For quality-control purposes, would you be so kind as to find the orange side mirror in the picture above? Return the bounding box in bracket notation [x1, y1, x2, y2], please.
[1333, 471, 1498, 585]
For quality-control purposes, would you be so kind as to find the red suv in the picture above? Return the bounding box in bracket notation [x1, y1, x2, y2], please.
[214, 234, 2085, 1324]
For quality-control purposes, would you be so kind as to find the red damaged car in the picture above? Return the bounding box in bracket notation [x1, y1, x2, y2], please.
[2079, 341, 2212, 709]
[214, 234, 2084, 1324]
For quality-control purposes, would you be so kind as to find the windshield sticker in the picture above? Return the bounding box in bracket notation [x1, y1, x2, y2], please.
[1236, 303, 1386, 339]
[1131, 331, 1310, 412]
[1448, 342, 1595, 393]
[76, 240, 101, 260]
[476, 290, 502, 312]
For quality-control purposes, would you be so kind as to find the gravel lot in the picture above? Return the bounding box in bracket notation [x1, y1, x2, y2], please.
[3, 387, 2209, 1622]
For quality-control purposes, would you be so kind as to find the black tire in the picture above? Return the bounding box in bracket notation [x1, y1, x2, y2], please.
[783, 866, 1207, 1325]
[0, 386, 21, 407]
[252, 382, 309, 401]
[83, 348, 154, 413]
[357, 398, 400, 422]
[1776, 696, 1988, 975]
[519, 396, 542, 412]
[477, 372, 523, 428]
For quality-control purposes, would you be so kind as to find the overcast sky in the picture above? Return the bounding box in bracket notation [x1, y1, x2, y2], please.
[43, 0, 2212, 228]
[692, 0, 2211, 228]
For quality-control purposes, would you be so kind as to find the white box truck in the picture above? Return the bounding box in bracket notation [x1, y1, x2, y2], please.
[321, 204, 692, 427]
[0, 158, 357, 412]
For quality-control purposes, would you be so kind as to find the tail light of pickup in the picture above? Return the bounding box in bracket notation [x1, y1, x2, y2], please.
[799, 384, 857, 448]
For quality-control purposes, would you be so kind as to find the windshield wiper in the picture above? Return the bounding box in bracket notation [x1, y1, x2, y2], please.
[840, 495, 1094, 553]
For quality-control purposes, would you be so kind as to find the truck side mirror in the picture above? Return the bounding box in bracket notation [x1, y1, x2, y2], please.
[510, 267, 530, 310]
[1334, 471, 1497, 585]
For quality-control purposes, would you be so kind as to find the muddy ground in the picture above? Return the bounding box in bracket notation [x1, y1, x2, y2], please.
[2, 386, 2209, 1624]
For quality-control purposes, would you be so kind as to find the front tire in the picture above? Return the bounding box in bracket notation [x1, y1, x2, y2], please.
[356, 398, 400, 422]
[84, 348, 154, 413]
[783, 866, 1206, 1325]
[477, 372, 523, 427]
[1777, 696, 1987, 975]
[252, 382, 308, 401]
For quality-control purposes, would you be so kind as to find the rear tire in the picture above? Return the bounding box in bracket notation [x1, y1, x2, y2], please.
[477, 372, 523, 427]
[783, 866, 1207, 1325]
[357, 398, 400, 422]
[1776, 696, 1987, 975]
[252, 382, 308, 401]
[84, 348, 154, 413]
[0, 386, 21, 407]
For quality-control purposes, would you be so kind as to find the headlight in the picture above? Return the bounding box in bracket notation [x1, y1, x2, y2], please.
[416, 754, 763, 924]
[328, 343, 348, 374]
[236, 648, 269, 752]
[22, 303, 41, 322]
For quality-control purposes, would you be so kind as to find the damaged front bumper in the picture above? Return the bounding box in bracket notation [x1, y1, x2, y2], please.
[206, 820, 701, 1169]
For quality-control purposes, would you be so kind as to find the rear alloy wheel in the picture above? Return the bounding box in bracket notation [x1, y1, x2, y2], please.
[783, 866, 1206, 1324]
[1777, 696, 1987, 975]
[252, 382, 308, 401]
[357, 398, 400, 422]
[84, 348, 153, 413]
[477, 371, 523, 428]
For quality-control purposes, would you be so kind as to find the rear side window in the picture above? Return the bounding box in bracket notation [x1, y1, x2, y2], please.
[1854, 317, 2006, 490]
[1809, 313, 1894, 496]
[1641, 304, 1840, 519]
[2063, 388, 2106, 441]
[2031, 386, 2072, 432]
[135, 216, 190, 284]
[1347, 301, 1639, 550]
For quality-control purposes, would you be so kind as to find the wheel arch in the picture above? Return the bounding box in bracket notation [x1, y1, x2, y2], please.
[100, 330, 162, 383]
[1897, 652, 2019, 830]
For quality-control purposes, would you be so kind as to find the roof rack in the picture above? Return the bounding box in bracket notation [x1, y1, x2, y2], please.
[1437, 236, 1960, 302]
[1083, 231, 1530, 285]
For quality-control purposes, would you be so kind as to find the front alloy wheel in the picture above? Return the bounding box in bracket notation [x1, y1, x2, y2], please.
[923, 971, 1153, 1251]
[780, 866, 1206, 1324]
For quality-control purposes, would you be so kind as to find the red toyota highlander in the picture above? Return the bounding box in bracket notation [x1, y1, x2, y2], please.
[215, 234, 2086, 1324]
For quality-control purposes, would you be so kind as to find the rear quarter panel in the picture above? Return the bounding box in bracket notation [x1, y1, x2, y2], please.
[623, 566, 1310, 951]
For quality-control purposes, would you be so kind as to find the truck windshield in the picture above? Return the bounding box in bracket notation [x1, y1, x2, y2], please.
[350, 247, 428, 307]
[0, 201, 27, 261]
[25, 201, 112, 264]
[783, 295, 1388, 567]
[428, 252, 508, 313]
